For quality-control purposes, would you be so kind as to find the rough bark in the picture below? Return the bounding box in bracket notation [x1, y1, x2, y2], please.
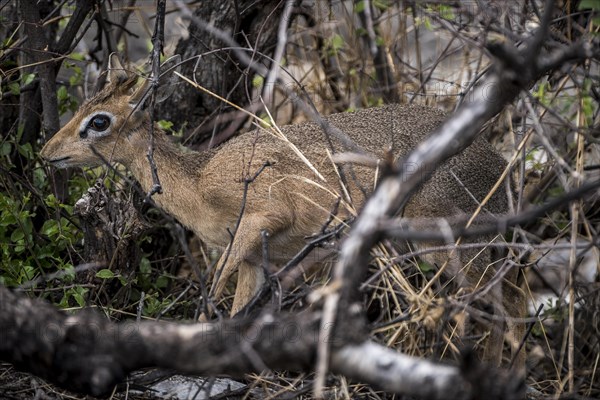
[0, 3, 20, 139]
[17, 0, 57, 148]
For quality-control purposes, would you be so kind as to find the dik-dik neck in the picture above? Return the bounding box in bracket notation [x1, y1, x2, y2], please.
[126, 127, 212, 233]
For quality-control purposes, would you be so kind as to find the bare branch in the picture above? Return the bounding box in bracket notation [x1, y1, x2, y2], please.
[379, 179, 600, 241]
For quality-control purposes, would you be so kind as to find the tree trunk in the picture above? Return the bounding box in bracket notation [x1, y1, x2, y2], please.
[160, 0, 285, 147]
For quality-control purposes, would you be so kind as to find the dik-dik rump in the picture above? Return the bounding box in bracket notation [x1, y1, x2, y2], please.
[40, 55, 525, 368]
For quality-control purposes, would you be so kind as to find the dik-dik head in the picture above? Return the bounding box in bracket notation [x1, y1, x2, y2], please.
[41, 54, 179, 169]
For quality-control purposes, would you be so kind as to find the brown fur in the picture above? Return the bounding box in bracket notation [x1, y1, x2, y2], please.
[40, 61, 525, 369]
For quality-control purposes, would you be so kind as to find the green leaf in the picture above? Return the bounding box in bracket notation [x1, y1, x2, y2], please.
[21, 265, 35, 281]
[69, 52, 85, 61]
[1, 212, 16, 226]
[579, 0, 600, 10]
[438, 4, 455, 20]
[330, 34, 345, 52]
[423, 16, 433, 31]
[252, 75, 264, 88]
[8, 82, 19, 95]
[355, 27, 367, 37]
[17, 142, 33, 158]
[0, 142, 11, 156]
[68, 74, 79, 87]
[63, 264, 76, 280]
[71, 287, 88, 307]
[157, 120, 174, 131]
[143, 294, 160, 315]
[258, 113, 273, 128]
[373, 0, 389, 11]
[44, 193, 58, 208]
[96, 269, 115, 279]
[10, 229, 24, 242]
[418, 261, 435, 273]
[156, 275, 169, 288]
[354, 1, 365, 13]
[139, 257, 151, 274]
[57, 86, 69, 101]
[22, 73, 35, 86]
[42, 220, 59, 237]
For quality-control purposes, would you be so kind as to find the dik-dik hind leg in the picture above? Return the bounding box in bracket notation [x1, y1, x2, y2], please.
[478, 265, 527, 372]
[482, 284, 507, 367]
[419, 240, 522, 367]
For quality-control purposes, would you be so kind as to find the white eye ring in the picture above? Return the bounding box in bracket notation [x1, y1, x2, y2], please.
[78, 112, 116, 139]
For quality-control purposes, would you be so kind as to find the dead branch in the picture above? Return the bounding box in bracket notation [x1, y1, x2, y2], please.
[379, 178, 600, 241]
[0, 286, 521, 399]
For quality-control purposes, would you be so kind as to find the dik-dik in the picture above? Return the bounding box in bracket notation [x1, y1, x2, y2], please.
[41, 55, 525, 367]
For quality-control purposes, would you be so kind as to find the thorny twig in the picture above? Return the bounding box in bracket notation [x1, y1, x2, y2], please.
[238, 199, 346, 316]
[89, 145, 213, 318]
[2, 285, 522, 399]
[146, 0, 167, 198]
[169, 222, 216, 321]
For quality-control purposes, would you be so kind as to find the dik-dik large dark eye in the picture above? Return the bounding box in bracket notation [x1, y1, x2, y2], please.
[79, 113, 114, 139]
[88, 115, 111, 131]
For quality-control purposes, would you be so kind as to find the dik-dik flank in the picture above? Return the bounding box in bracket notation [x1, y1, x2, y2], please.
[41, 55, 524, 367]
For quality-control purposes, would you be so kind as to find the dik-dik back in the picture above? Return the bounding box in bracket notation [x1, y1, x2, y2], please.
[41, 57, 522, 367]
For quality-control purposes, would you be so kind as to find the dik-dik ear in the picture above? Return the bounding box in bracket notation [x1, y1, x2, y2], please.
[107, 53, 130, 85]
[129, 54, 182, 109]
